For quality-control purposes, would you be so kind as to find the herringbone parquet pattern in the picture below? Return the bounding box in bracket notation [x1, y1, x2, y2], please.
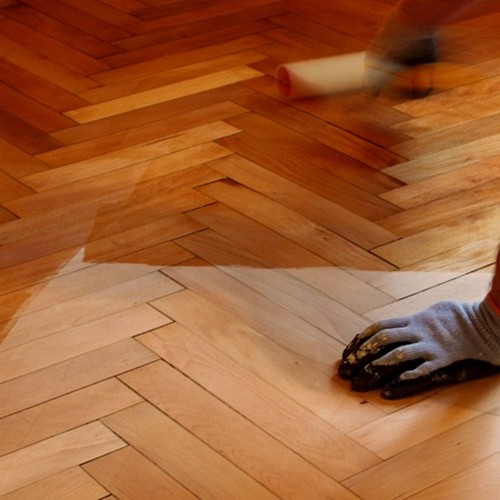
[0, 0, 499, 498]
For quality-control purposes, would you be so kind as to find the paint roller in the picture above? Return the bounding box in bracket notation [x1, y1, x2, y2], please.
[276, 51, 479, 99]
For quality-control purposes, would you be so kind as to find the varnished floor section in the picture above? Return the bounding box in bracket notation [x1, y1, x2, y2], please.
[0, 0, 499, 498]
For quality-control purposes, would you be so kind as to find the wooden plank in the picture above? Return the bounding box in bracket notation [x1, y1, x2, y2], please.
[93, 34, 270, 84]
[0, 82, 76, 133]
[120, 361, 359, 498]
[224, 111, 402, 195]
[0, 108, 62, 155]
[383, 132, 500, 183]
[0, 58, 88, 113]
[0, 214, 199, 300]
[0, 170, 33, 204]
[218, 131, 401, 220]
[80, 51, 267, 104]
[137, 324, 382, 475]
[410, 453, 500, 500]
[373, 206, 500, 267]
[232, 91, 404, 169]
[0, 207, 204, 273]
[150, 289, 388, 432]
[0, 18, 110, 74]
[0, 339, 157, 419]
[0, 423, 126, 496]
[0, 32, 99, 94]
[365, 268, 494, 323]
[0, 137, 50, 178]
[27, 122, 238, 189]
[1, 272, 182, 350]
[103, 402, 278, 500]
[175, 231, 371, 344]
[177, 230, 393, 316]
[0, 379, 142, 457]
[377, 179, 500, 236]
[343, 415, 500, 499]
[0, 467, 109, 500]
[84, 447, 196, 500]
[380, 159, 500, 209]
[162, 259, 344, 370]
[348, 399, 481, 460]
[7, 150, 229, 216]
[58, 0, 139, 27]
[66, 67, 262, 123]
[208, 154, 398, 249]
[391, 110, 500, 159]
[197, 180, 395, 270]
[3, 5, 120, 58]
[128, 0, 282, 34]
[0, 304, 169, 383]
[50, 88, 250, 146]
[369, 238, 498, 299]
[245, 72, 411, 148]
[18, 0, 130, 41]
[287, 0, 389, 41]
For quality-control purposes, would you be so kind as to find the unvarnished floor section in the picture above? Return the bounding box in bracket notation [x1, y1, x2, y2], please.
[0, 0, 499, 498]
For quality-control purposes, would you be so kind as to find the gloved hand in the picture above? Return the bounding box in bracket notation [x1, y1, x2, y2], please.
[339, 296, 500, 399]
[365, 12, 438, 96]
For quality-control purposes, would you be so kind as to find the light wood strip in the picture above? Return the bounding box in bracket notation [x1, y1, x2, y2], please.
[0, 467, 109, 500]
[25, 122, 238, 190]
[120, 360, 359, 498]
[377, 179, 500, 236]
[365, 268, 494, 323]
[348, 399, 481, 460]
[370, 238, 498, 299]
[1, 272, 182, 350]
[84, 447, 197, 500]
[80, 50, 267, 103]
[373, 206, 500, 267]
[66, 67, 262, 123]
[6, 151, 228, 217]
[176, 230, 371, 344]
[0, 423, 126, 496]
[343, 415, 500, 499]
[383, 132, 500, 183]
[0, 339, 157, 419]
[138, 324, 382, 476]
[49, 93, 248, 147]
[151, 288, 389, 430]
[0, 304, 169, 384]
[103, 402, 278, 500]
[0, 379, 142, 458]
[380, 159, 500, 209]
[410, 452, 500, 500]
[163, 259, 344, 371]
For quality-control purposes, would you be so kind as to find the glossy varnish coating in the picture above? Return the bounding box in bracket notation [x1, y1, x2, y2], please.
[0, 0, 499, 498]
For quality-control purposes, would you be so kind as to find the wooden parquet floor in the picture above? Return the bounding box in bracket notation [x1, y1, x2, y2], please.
[0, 0, 499, 498]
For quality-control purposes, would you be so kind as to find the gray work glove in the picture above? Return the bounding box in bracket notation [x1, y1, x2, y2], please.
[339, 298, 500, 399]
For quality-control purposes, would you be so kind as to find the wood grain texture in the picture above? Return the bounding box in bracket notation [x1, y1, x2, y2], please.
[0, 0, 498, 497]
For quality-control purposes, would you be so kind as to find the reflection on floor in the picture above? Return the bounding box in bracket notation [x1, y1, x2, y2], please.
[0, 0, 499, 498]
